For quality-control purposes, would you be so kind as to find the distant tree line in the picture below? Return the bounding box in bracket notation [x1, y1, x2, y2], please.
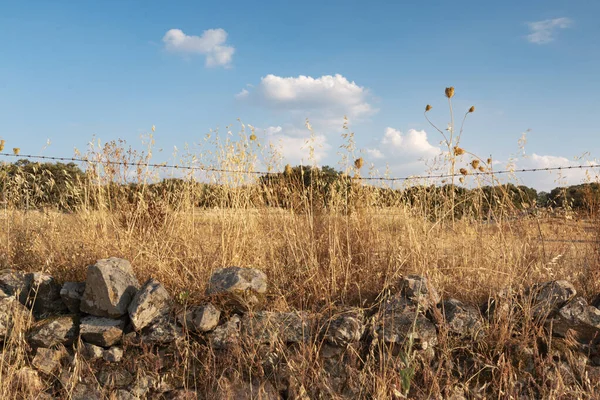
[0, 160, 598, 218]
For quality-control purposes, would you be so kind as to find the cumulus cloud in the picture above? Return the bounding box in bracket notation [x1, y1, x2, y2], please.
[362, 127, 441, 178]
[264, 125, 330, 165]
[511, 153, 595, 191]
[162, 28, 235, 67]
[526, 18, 572, 44]
[236, 74, 376, 121]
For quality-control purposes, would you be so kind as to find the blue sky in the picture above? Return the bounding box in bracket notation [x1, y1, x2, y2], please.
[1, 0, 599, 190]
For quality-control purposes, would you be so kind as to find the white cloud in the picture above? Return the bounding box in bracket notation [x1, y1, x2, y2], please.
[162, 28, 235, 67]
[363, 127, 441, 178]
[264, 125, 330, 165]
[511, 153, 597, 191]
[366, 148, 384, 159]
[235, 88, 249, 99]
[526, 18, 572, 44]
[237, 74, 376, 121]
[379, 128, 440, 158]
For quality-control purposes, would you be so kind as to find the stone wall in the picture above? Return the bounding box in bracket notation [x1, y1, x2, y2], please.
[1, 258, 600, 399]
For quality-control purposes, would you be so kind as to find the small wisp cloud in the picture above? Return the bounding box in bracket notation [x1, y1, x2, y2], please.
[526, 17, 572, 44]
[162, 28, 235, 67]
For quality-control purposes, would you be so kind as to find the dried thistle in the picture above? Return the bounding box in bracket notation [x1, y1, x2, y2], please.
[0, 140, 5, 152]
[453, 147, 465, 156]
[284, 164, 292, 176]
[445, 87, 455, 99]
[425, 104, 432, 112]
[459, 177, 465, 184]
[151, 125, 156, 132]
[468, 106, 475, 113]
[487, 157, 492, 165]
[471, 160, 480, 169]
[478, 166, 485, 172]
[249, 134, 257, 141]
[459, 168, 468, 176]
[354, 157, 364, 170]
[13, 148, 20, 155]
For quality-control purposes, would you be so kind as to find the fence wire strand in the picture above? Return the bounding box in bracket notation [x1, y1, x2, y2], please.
[1, 152, 599, 182]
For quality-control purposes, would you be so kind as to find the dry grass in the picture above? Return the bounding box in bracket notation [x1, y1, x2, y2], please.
[0, 89, 599, 398]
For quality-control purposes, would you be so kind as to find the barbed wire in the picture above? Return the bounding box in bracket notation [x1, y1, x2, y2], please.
[1, 152, 599, 182]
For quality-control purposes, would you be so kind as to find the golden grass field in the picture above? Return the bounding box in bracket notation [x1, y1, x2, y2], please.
[1, 94, 599, 398]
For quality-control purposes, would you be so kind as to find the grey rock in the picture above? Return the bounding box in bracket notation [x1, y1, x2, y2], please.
[216, 377, 279, 400]
[113, 390, 137, 400]
[80, 257, 140, 318]
[28, 315, 78, 348]
[82, 342, 104, 360]
[0, 269, 30, 304]
[71, 383, 102, 400]
[103, 346, 124, 363]
[161, 389, 199, 400]
[60, 282, 85, 314]
[25, 272, 68, 318]
[242, 311, 312, 344]
[32, 347, 64, 375]
[97, 368, 133, 388]
[140, 316, 183, 344]
[206, 266, 267, 296]
[550, 296, 600, 343]
[130, 375, 156, 398]
[527, 280, 576, 320]
[399, 275, 440, 311]
[442, 298, 484, 338]
[373, 309, 438, 350]
[128, 278, 172, 331]
[321, 309, 365, 346]
[209, 315, 241, 350]
[14, 367, 45, 398]
[0, 296, 31, 340]
[178, 303, 221, 333]
[80, 316, 125, 347]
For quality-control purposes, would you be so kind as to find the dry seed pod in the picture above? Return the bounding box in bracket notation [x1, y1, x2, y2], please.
[354, 157, 364, 169]
[445, 87, 455, 99]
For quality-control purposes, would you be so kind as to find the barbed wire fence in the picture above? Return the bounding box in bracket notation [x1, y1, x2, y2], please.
[1, 152, 599, 182]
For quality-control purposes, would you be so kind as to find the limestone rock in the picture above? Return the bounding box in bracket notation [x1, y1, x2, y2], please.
[28, 315, 78, 348]
[71, 383, 103, 400]
[242, 311, 312, 344]
[82, 342, 104, 360]
[442, 298, 484, 338]
[80, 258, 140, 318]
[373, 308, 438, 350]
[128, 278, 172, 331]
[25, 272, 68, 318]
[399, 275, 440, 311]
[113, 390, 137, 400]
[103, 346, 124, 363]
[550, 296, 600, 343]
[206, 266, 267, 296]
[209, 315, 241, 350]
[13, 367, 45, 398]
[60, 282, 85, 314]
[32, 347, 64, 375]
[216, 377, 279, 400]
[321, 309, 365, 346]
[178, 303, 221, 333]
[527, 280, 576, 320]
[97, 368, 133, 388]
[0, 296, 31, 340]
[80, 316, 125, 347]
[0, 269, 30, 304]
[140, 316, 183, 344]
